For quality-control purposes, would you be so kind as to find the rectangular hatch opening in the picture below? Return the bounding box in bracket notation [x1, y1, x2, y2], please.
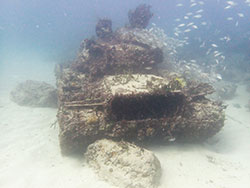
[108, 93, 185, 121]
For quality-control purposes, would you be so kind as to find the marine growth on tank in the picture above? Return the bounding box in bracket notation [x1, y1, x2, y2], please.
[0, 1, 250, 188]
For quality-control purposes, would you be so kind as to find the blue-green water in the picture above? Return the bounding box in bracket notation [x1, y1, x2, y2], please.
[0, 1, 250, 188]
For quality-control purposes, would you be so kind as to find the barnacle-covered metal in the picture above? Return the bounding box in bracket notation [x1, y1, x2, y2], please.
[56, 5, 226, 155]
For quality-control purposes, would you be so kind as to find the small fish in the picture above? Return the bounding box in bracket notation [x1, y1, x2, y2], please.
[176, 3, 183, 7]
[192, 25, 198, 29]
[152, 23, 156, 26]
[184, 29, 191, 33]
[216, 74, 222, 80]
[235, 21, 239, 27]
[198, 1, 205, 5]
[220, 36, 231, 42]
[206, 48, 212, 55]
[193, 14, 202, 18]
[186, 12, 193, 16]
[238, 13, 244, 17]
[224, 5, 232, 9]
[175, 18, 181, 22]
[211, 44, 218, 48]
[178, 23, 185, 27]
[201, 22, 207, 25]
[227, 1, 237, 6]
[215, 59, 220, 64]
[225, 36, 231, 42]
[184, 16, 189, 19]
[227, 17, 233, 21]
[200, 41, 206, 47]
[190, 59, 197, 63]
[168, 137, 176, 142]
[196, 9, 204, 13]
[190, 3, 197, 7]
[214, 52, 222, 57]
[174, 32, 179, 37]
[187, 22, 194, 27]
[145, 67, 153, 70]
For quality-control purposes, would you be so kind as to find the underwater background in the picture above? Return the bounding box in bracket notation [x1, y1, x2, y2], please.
[1, 0, 249, 62]
[0, 0, 250, 188]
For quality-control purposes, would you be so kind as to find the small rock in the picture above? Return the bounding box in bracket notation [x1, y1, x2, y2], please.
[10, 80, 57, 108]
[247, 85, 250, 93]
[246, 100, 250, 111]
[85, 139, 161, 188]
[232, 103, 241, 108]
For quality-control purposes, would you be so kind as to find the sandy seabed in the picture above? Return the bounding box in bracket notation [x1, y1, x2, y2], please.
[0, 60, 250, 188]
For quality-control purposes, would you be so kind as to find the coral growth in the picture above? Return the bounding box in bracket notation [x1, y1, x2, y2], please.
[96, 19, 113, 40]
[128, 4, 153, 29]
[73, 28, 163, 79]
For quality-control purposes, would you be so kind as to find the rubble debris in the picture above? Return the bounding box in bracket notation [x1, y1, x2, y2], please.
[85, 139, 161, 188]
[10, 80, 57, 108]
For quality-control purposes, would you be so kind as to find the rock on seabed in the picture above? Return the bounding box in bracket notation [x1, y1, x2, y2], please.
[10, 80, 57, 108]
[85, 139, 161, 188]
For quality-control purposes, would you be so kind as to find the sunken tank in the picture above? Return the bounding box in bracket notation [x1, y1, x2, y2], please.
[56, 5, 226, 155]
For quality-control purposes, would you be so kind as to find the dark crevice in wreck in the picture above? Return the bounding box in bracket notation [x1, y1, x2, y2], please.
[108, 93, 185, 121]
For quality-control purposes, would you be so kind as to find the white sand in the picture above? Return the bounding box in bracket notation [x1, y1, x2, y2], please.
[0, 60, 250, 188]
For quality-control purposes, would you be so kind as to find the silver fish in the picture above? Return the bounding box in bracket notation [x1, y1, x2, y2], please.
[238, 13, 244, 17]
[227, 1, 237, 6]
[184, 29, 191, 33]
[192, 25, 198, 29]
[178, 23, 185, 27]
[176, 3, 184, 7]
[193, 14, 202, 18]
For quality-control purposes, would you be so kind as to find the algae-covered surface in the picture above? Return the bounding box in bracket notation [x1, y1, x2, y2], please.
[1, 1, 250, 188]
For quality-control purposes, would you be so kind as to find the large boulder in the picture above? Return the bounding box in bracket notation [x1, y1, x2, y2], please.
[10, 80, 57, 108]
[85, 139, 161, 188]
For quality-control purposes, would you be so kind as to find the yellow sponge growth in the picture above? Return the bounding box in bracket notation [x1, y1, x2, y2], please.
[86, 114, 99, 124]
[174, 77, 186, 88]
